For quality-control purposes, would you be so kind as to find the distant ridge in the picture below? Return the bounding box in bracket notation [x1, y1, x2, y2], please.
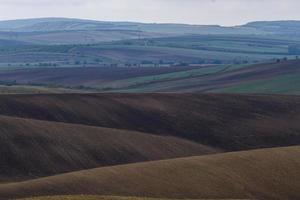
[1, 17, 299, 34]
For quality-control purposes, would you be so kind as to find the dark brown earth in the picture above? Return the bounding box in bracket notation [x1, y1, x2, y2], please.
[0, 93, 299, 151]
[1, 146, 299, 200]
[0, 93, 299, 200]
[0, 115, 217, 182]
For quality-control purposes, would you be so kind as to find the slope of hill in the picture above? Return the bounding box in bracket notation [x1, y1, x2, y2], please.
[0, 115, 216, 182]
[1, 146, 299, 200]
[0, 93, 299, 151]
[0, 18, 258, 33]
[2, 18, 299, 35]
[101, 59, 300, 93]
[0, 66, 199, 86]
[244, 20, 300, 35]
[0, 59, 299, 94]
[0, 18, 299, 45]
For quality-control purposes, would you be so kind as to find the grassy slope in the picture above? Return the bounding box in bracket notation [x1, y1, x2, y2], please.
[1, 59, 298, 94]
[99, 63, 251, 91]
[0, 33, 297, 65]
[0, 93, 299, 151]
[212, 73, 300, 94]
[0, 115, 217, 182]
[0, 85, 84, 94]
[0, 66, 200, 87]
[2, 146, 300, 200]
[113, 34, 300, 55]
[113, 60, 300, 93]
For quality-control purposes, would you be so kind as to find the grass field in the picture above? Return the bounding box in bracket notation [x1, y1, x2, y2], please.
[108, 59, 300, 93]
[0, 33, 298, 67]
[212, 73, 300, 94]
[0, 85, 84, 94]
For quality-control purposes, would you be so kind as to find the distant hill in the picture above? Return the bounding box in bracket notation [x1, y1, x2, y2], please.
[2, 146, 300, 200]
[0, 18, 257, 33]
[1, 18, 300, 34]
[0, 39, 30, 46]
[244, 20, 300, 35]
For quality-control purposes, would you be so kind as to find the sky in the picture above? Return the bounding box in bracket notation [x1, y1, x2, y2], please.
[0, 0, 300, 26]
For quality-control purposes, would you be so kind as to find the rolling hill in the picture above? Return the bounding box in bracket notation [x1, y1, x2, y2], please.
[0, 93, 299, 199]
[1, 146, 299, 200]
[0, 17, 300, 200]
[0, 115, 216, 182]
[0, 18, 299, 45]
[0, 93, 299, 151]
[111, 59, 300, 93]
[1, 18, 300, 35]
[0, 59, 299, 94]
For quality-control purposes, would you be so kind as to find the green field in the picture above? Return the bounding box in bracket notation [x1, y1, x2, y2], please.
[0, 34, 298, 67]
[212, 73, 300, 94]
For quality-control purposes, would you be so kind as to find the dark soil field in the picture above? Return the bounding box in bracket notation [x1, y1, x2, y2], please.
[0, 115, 218, 182]
[1, 146, 299, 200]
[0, 93, 299, 151]
[0, 93, 299, 200]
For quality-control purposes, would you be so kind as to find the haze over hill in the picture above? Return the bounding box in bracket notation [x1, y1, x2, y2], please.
[0, 18, 300, 45]
[0, 18, 299, 34]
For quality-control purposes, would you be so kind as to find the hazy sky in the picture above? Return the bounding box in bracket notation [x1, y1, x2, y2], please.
[0, 0, 300, 26]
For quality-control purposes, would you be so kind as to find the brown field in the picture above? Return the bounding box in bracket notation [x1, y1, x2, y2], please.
[18, 195, 249, 200]
[0, 66, 199, 87]
[1, 146, 299, 200]
[0, 93, 299, 151]
[0, 115, 218, 182]
[0, 93, 299, 200]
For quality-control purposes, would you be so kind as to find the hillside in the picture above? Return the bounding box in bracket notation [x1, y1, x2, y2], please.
[0, 93, 299, 151]
[1, 18, 300, 35]
[0, 60, 299, 94]
[113, 59, 300, 93]
[0, 115, 217, 182]
[0, 66, 199, 87]
[0, 18, 258, 33]
[1, 146, 299, 200]
[0, 18, 299, 45]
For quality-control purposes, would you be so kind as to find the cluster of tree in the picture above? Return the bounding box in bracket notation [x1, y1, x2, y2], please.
[37, 63, 58, 67]
[0, 80, 17, 86]
[288, 45, 300, 55]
